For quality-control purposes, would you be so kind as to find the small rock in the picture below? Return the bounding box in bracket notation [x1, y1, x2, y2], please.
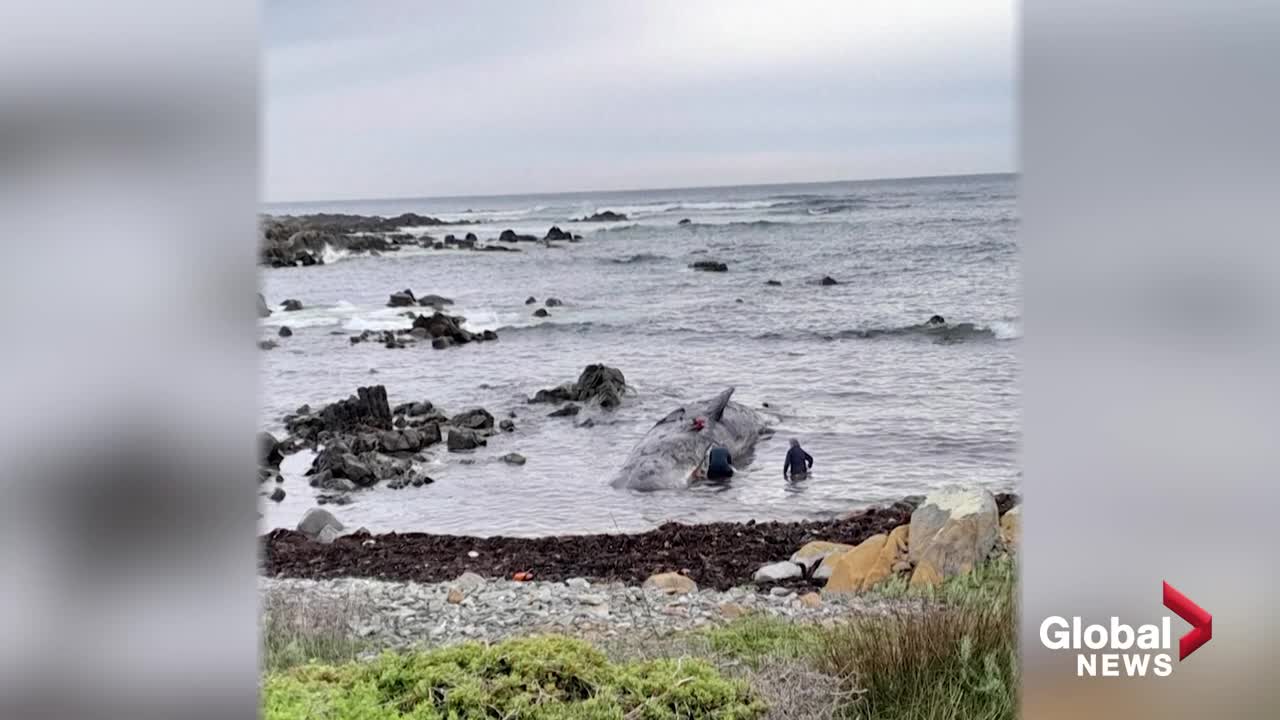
[525, 296, 537, 305]
[258, 339, 277, 350]
[689, 260, 728, 272]
[548, 403, 580, 418]
[565, 578, 590, 590]
[799, 592, 822, 609]
[499, 419, 515, 432]
[447, 588, 464, 604]
[278, 326, 293, 338]
[467, 550, 480, 559]
[770, 586, 794, 598]
[819, 276, 838, 286]
[500, 452, 526, 466]
[281, 299, 304, 312]
[719, 603, 749, 619]
[533, 308, 550, 318]
[454, 572, 485, 591]
[269, 487, 285, 502]
[545, 297, 563, 307]
[766, 279, 782, 286]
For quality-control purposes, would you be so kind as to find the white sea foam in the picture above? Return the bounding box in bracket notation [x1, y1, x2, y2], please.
[321, 244, 350, 264]
[987, 319, 1022, 340]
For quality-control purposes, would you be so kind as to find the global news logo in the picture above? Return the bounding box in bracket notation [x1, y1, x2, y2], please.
[1039, 581, 1212, 677]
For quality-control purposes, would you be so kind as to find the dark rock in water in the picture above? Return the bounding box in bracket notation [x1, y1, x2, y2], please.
[412, 310, 479, 347]
[431, 337, 453, 350]
[388, 289, 417, 307]
[316, 386, 393, 433]
[735, 298, 743, 304]
[464, 232, 478, 242]
[447, 428, 486, 451]
[575, 211, 627, 222]
[281, 299, 303, 312]
[533, 308, 550, 318]
[927, 314, 946, 326]
[451, 408, 494, 431]
[766, 279, 782, 286]
[478, 244, 519, 252]
[417, 294, 454, 309]
[499, 419, 515, 432]
[257, 293, 272, 318]
[394, 400, 435, 417]
[499, 229, 538, 243]
[525, 296, 537, 305]
[278, 326, 293, 338]
[269, 487, 286, 503]
[549, 403, 581, 417]
[482, 329, 498, 341]
[819, 276, 838, 286]
[544, 297, 563, 307]
[259, 432, 284, 467]
[531, 364, 627, 410]
[690, 261, 728, 272]
[678, 218, 692, 225]
[259, 340, 278, 350]
[544, 226, 572, 241]
[500, 453, 526, 466]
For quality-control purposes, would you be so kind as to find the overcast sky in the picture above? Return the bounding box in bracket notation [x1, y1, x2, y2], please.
[265, 1, 1013, 202]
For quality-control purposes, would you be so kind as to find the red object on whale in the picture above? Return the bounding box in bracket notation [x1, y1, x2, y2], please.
[691, 417, 706, 431]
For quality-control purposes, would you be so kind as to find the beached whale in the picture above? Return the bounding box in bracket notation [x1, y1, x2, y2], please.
[610, 387, 769, 491]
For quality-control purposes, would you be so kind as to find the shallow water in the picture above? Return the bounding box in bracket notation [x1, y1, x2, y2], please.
[260, 173, 1019, 536]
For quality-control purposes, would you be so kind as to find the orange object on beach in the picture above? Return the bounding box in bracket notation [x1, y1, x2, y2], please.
[513, 571, 533, 582]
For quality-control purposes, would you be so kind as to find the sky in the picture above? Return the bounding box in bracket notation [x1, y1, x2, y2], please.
[264, 0, 1013, 202]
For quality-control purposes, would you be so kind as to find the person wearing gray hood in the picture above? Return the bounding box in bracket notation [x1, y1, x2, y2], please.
[783, 438, 813, 481]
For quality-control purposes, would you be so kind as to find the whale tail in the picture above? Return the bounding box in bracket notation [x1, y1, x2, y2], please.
[708, 387, 735, 422]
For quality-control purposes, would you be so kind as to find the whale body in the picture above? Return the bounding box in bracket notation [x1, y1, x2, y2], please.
[610, 387, 769, 491]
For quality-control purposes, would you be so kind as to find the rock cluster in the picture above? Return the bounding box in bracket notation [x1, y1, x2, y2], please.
[575, 211, 627, 222]
[349, 296, 497, 350]
[690, 260, 729, 272]
[529, 364, 628, 411]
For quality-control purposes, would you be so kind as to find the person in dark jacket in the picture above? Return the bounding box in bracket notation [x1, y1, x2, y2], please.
[705, 445, 735, 481]
[784, 438, 814, 481]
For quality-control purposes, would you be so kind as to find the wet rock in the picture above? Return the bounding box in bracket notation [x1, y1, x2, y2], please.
[258, 340, 278, 350]
[500, 453, 526, 466]
[278, 326, 293, 338]
[387, 289, 417, 307]
[259, 432, 284, 468]
[281, 299, 304, 312]
[257, 293, 272, 318]
[544, 297, 563, 307]
[690, 260, 728, 272]
[576, 211, 627, 222]
[269, 487, 286, 503]
[544, 226, 572, 241]
[431, 337, 453, 350]
[819, 276, 838, 286]
[766, 279, 782, 286]
[677, 218, 692, 225]
[548, 404, 580, 418]
[450, 408, 494, 431]
[525, 296, 537, 305]
[447, 429, 486, 452]
[417, 294, 454, 309]
[498, 229, 537, 243]
[499, 419, 515, 432]
[533, 308, 549, 318]
[482, 330, 498, 341]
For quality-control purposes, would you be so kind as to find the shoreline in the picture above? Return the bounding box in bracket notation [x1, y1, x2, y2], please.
[260, 492, 1018, 591]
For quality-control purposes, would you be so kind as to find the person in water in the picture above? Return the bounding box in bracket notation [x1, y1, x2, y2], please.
[784, 438, 814, 481]
[704, 445, 735, 481]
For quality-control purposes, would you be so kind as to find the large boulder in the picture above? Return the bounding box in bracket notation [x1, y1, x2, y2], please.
[823, 526, 909, 595]
[297, 508, 344, 541]
[417, 294, 454, 309]
[447, 429, 486, 452]
[529, 364, 627, 409]
[544, 226, 572, 241]
[450, 408, 494, 431]
[908, 487, 999, 588]
[387, 289, 417, 307]
[258, 432, 283, 468]
[1000, 504, 1021, 547]
[499, 229, 537, 243]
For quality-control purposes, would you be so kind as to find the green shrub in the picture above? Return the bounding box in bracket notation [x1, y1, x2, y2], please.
[701, 615, 822, 668]
[262, 635, 766, 719]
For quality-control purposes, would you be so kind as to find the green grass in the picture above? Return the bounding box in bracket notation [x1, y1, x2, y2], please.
[263, 635, 765, 719]
[700, 616, 823, 669]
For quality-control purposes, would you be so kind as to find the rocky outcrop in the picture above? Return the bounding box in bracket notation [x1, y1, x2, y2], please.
[499, 229, 538, 243]
[907, 488, 999, 588]
[388, 289, 418, 307]
[418, 294, 454, 309]
[530, 364, 627, 409]
[690, 261, 728, 272]
[450, 408, 494, 431]
[575, 211, 627, 222]
[544, 226, 573, 241]
[823, 524, 908, 595]
[819, 276, 839, 286]
[447, 428, 486, 452]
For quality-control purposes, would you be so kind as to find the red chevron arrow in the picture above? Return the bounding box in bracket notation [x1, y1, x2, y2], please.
[1163, 581, 1212, 660]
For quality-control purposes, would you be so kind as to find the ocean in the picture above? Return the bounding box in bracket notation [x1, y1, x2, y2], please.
[259, 173, 1019, 537]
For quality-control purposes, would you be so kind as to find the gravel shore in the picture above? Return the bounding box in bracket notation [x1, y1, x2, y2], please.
[261, 574, 912, 652]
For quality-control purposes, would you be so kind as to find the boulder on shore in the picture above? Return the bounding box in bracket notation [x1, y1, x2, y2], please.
[297, 508, 343, 542]
[908, 487, 999, 588]
[642, 572, 696, 595]
[823, 524, 910, 595]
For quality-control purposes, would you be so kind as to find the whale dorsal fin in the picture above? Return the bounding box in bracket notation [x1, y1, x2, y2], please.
[708, 387, 735, 422]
